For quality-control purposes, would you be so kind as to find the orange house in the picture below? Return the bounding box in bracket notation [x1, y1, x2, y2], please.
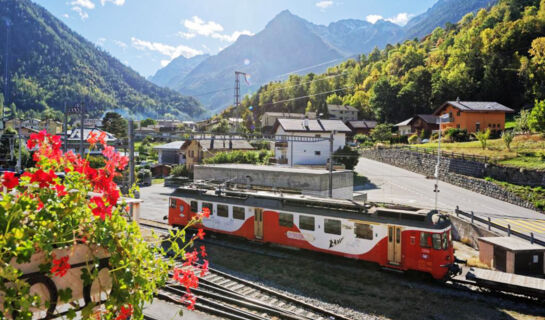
[433, 100, 514, 133]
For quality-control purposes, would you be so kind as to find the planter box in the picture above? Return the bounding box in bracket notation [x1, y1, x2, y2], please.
[2, 244, 111, 319]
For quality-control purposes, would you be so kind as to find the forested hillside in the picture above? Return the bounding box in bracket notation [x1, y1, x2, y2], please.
[0, 0, 206, 119]
[233, 0, 545, 129]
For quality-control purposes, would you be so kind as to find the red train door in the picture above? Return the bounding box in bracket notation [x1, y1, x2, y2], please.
[388, 225, 403, 265]
[254, 208, 263, 240]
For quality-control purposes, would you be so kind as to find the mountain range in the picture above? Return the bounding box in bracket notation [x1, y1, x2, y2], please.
[151, 0, 496, 113]
[0, 0, 206, 120]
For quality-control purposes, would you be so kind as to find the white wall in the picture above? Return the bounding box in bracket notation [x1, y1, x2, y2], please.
[275, 127, 346, 166]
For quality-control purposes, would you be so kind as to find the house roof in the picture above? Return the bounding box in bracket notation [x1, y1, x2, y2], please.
[327, 104, 358, 112]
[153, 141, 186, 151]
[395, 118, 413, 127]
[262, 112, 307, 118]
[347, 120, 378, 130]
[182, 136, 254, 151]
[416, 114, 438, 124]
[274, 119, 351, 133]
[67, 128, 116, 141]
[434, 101, 515, 114]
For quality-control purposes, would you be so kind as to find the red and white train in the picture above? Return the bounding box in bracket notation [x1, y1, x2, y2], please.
[167, 186, 457, 279]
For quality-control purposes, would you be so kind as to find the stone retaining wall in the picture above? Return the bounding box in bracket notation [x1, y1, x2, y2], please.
[361, 148, 541, 212]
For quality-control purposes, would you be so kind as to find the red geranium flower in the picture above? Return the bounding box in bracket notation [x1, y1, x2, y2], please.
[200, 245, 207, 258]
[51, 256, 71, 277]
[54, 184, 67, 197]
[2, 172, 19, 189]
[200, 207, 210, 218]
[89, 196, 112, 220]
[115, 305, 133, 320]
[196, 229, 205, 240]
[87, 132, 98, 145]
[200, 260, 209, 277]
[30, 169, 57, 188]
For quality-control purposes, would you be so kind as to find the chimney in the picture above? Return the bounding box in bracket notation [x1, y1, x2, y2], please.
[303, 116, 309, 129]
[456, 97, 460, 103]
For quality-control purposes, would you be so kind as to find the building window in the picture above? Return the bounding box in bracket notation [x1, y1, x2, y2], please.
[324, 219, 341, 235]
[190, 201, 198, 212]
[476, 122, 480, 132]
[315, 134, 321, 138]
[456, 124, 460, 129]
[457, 111, 461, 116]
[449, 112, 453, 119]
[315, 151, 321, 156]
[279, 213, 293, 227]
[354, 223, 373, 240]
[233, 206, 245, 220]
[497, 123, 501, 128]
[217, 204, 228, 217]
[299, 215, 315, 231]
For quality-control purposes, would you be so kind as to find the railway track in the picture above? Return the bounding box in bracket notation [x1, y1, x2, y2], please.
[139, 219, 545, 319]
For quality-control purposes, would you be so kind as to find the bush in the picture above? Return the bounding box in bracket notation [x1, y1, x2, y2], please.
[334, 146, 359, 170]
[370, 124, 393, 142]
[203, 150, 273, 165]
[444, 128, 469, 142]
[354, 134, 369, 143]
[473, 128, 491, 150]
[501, 130, 515, 151]
[389, 134, 408, 144]
[408, 134, 419, 144]
[171, 164, 190, 177]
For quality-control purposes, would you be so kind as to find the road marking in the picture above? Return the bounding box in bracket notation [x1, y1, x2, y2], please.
[492, 218, 545, 235]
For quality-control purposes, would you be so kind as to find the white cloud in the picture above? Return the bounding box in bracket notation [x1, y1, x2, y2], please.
[62, 13, 70, 18]
[71, 0, 95, 9]
[100, 0, 125, 5]
[365, 14, 383, 24]
[131, 37, 203, 66]
[114, 40, 127, 48]
[178, 32, 196, 39]
[211, 30, 253, 42]
[386, 13, 413, 26]
[71, 6, 89, 20]
[96, 37, 106, 46]
[184, 16, 224, 36]
[316, 1, 333, 10]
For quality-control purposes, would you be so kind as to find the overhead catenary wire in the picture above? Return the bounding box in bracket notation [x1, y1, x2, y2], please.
[257, 86, 354, 108]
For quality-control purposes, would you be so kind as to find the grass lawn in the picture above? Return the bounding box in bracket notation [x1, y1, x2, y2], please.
[412, 134, 545, 169]
[152, 178, 164, 185]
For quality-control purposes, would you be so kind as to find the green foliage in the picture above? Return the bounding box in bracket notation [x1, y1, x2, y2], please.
[333, 146, 359, 170]
[370, 124, 393, 143]
[473, 128, 491, 150]
[88, 156, 105, 169]
[102, 112, 128, 138]
[211, 119, 231, 134]
[486, 177, 545, 211]
[444, 128, 469, 142]
[0, 1, 205, 119]
[502, 130, 515, 151]
[171, 165, 190, 177]
[515, 109, 532, 133]
[203, 150, 273, 165]
[408, 134, 419, 144]
[529, 99, 545, 132]
[140, 118, 157, 128]
[228, 0, 545, 131]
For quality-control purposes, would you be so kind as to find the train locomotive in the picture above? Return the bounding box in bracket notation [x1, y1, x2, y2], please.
[167, 185, 457, 279]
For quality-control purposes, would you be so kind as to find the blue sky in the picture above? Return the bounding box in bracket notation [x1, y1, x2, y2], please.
[33, 0, 437, 77]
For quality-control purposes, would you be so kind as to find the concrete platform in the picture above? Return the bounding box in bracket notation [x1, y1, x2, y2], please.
[144, 299, 218, 320]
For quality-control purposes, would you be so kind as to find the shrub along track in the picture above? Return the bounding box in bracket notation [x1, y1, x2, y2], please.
[139, 220, 545, 320]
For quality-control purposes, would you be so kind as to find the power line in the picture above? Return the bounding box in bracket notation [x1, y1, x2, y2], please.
[258, 86, 354, 108]
[262, 72, 350, 95]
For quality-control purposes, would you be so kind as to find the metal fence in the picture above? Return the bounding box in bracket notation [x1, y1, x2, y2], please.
[454, 206, 545, 247]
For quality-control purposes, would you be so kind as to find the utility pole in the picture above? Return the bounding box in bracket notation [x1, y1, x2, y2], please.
[128, 119, 135, 187]
[16, 118, 21, 173]
[79, 103, 85, 157]
[234, 71, 249, 133]
[328, 130, 335, 198]
[2, 17, 12, 128]
[63, 102, 68, 153]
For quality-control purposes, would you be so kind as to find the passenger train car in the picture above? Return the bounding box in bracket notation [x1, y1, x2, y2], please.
[167, 186, 456, 279]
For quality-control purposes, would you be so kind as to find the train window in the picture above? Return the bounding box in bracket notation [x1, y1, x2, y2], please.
[202, 202, 213, 215]
[396, 228, 401, 244]
[279, 213, 293, 227]
[420, 232, 431, 248]
[299, 215, 315, 231]
[324, 219, 341, 235]
[233, 206, 245, 220]
[432, 233, 442, 250]
[217, 204, 228, 217]
[190, 201, 198, 212]
[170, 199, 176, 208]
[354, 223, 373, 240]
[442, 232, 449, 250]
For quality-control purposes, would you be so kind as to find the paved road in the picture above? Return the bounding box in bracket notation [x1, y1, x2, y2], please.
[138, 184, 177, 222]
[355, 157, 545, 239]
